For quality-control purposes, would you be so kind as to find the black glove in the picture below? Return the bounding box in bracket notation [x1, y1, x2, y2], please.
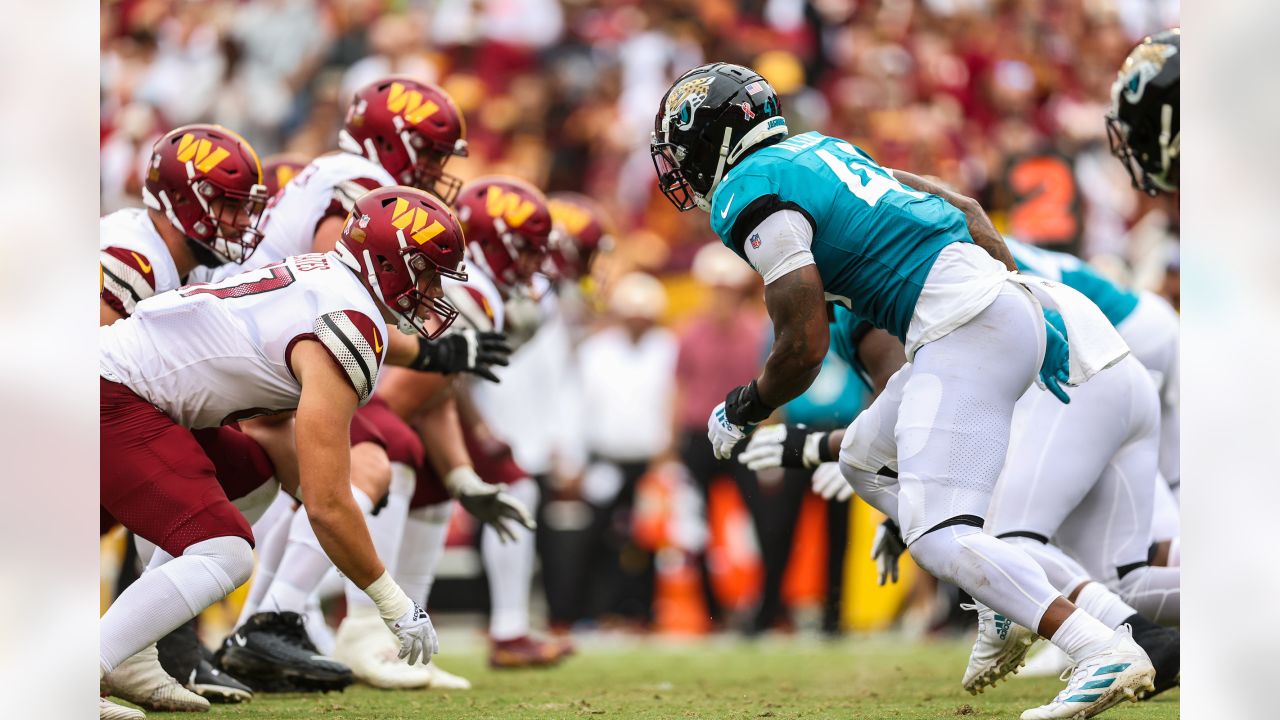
[411, 328, 512, 382]
[723, 380, 775, 427]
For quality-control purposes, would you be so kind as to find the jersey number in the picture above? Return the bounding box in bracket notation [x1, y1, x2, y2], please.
[179, 264, 296, 300]
[815, 142, 925, 207]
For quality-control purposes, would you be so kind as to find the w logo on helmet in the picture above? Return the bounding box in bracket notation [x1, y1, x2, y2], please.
[390, 197, 447, 246]
[176, 133, 230, 173]
[387, 82, 440, 125]
[549, 200, 592, 236]
[485, 186, 536, 228]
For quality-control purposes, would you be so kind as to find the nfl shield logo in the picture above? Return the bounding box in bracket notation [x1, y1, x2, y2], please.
[749, 233, 762, 249]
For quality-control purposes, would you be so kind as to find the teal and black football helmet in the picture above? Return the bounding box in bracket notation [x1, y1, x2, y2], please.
[1106, 28, 1180, 195]
[651, 63, 790, 212]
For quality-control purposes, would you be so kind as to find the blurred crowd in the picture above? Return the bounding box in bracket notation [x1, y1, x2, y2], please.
[100, 0, 1180, 636]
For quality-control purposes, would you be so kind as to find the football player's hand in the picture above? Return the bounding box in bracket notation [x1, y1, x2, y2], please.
[810, 462, 853, 502]
[1038, 309, 1071, 404]
[385, 601, 439, 665]
[708, 402, 755, 460]
[411, 328, 512, 382]
[870, 518, 906, 586]
[738, 424, 830, 471]
[445, 467, 536, 543]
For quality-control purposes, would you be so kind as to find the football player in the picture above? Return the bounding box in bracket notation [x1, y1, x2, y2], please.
[99, 186, 465, 719]
[1106, 28, 1182, 531]
[378, 176, 572, 671]
[205, 78, 527, 691]
[651, 62, 1153, 719]
[99, 124, 273, 716]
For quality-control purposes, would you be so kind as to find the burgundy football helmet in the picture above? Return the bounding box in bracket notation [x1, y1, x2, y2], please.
[453, 176, 554, 294]
[335, 186, 468, 339]
[340, 77, 468, 203]
[261, 153, 311, 197]
[546, 192, 615, 281]
[143, 124, 269, 264]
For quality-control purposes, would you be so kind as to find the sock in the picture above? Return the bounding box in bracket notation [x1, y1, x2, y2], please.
[394, 501, 453, 605]
[1050, 609, 1115, 662]
[1116, 565, 1180, 625]
[237, 499, 296, 627]
[482, 478, 540, 641]
[260, 487, 373, 614]
[346, 462, 415, 611]
[908, 524, 1058, 632]
[1074, 581, 1138, 629]
[304, 591, 336, 656]
[101, 536, 253, 674]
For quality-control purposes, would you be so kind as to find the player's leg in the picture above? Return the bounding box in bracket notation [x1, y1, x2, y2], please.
[892, 287, 1152, 716]
[100, 380, 254, 703]
[1148, 476, 1180, 567]
[235, 492, 296, 627]
[484, 476, 561, 666]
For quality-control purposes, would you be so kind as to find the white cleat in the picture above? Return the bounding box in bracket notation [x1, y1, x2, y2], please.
[334, 605, 436, 689]
[1020, 640, 1075, 678]
[103, 644, 210, 712]
[99, 697, 146, 720]
[1020, 625, 1156, 720]
[421, 660, 472, 690]
[961, 603, 1039, 695]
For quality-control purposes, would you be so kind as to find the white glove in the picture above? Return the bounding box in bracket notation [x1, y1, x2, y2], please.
[810, 462, 853, 501]
[445, 466, 536, 543]
[870, 519, 906, 586]
[364, 572, 439, 665]
[737, 424, 787, 470]
[707, 401, 753, 460]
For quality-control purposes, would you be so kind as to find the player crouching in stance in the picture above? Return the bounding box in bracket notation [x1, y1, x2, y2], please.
[651, 62, 1154, 719]
[99, 186, 465, 719]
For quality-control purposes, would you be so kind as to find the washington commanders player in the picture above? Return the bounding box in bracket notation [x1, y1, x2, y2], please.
[99, 124, 271, 718]
[374, 176, 572, 673]
[206, 78, 526, 692]
[99, 186, 465, 720]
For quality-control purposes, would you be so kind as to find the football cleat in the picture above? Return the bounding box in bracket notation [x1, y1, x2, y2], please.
[961, 602, 1039, 694]
[99, 696, 146, 720]
[420, 660, 473, 690]
[489, 634, 570, 669]
[186, 657, 253, 704]
[1129, 624, 1180, 699]
[1019, 640, 1075, 678]
[102, 644, 210, 712]
[1020, 625, 1155, 720]
[215, 611, 354, 693]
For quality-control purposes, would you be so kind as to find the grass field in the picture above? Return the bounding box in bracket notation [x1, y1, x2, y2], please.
[177, 635, 1178, 720]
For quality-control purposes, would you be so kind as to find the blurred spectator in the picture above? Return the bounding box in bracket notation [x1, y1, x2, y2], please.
[671, 243, 766, 626]
[571, 273, 677, 626]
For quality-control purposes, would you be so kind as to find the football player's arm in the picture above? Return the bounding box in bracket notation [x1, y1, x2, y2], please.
[290, 339, 385, 588]
[857, 327, 907, 398]
[310, 215, 346, 255]
[744, 210, 829, 408]
[100, 300, 124, 326]
[889, 169, 1017, 272]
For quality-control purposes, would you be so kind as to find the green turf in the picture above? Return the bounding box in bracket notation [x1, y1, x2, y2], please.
[191, 636, 1178, 720]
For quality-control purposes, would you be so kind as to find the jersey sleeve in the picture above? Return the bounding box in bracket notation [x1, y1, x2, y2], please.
[302, 309, 386, 404]
[741, 209, 815, 284]
[100, 246, 159, 318]
[324, 177, 385, 222]
[710, 163, 817, 261]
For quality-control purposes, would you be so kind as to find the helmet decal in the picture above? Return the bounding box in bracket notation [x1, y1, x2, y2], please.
[664, 76, 715, 131]
[1118, 41, 1178, 105]
[386, 81, 440, 124]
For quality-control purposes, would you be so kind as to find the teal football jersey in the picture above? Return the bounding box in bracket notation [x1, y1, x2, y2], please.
[829, 304, 873, 392]
[710, 132, 974, 341]
[1005, 237, 1139, 326]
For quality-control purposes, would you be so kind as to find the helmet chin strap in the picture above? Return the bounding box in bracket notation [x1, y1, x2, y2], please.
[695, 126, 735, 213]
[1154, 103, 1178, 191]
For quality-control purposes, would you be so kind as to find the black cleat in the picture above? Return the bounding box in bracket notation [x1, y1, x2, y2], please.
[1129, 618, 1180, 698]
[186, 657, 254, 703]
[214, 611, 353, 693]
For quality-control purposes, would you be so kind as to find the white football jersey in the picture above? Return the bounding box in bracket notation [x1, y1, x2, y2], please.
[100, 208, 183, 318]
[445, 266, 506, 333]
[100, 252, 389, 429]
[196, 152, 394, 283]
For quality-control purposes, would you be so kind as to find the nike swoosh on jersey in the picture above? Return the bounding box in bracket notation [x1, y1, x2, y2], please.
[130, 252, 153, 274]
[720, 193, 735, 218]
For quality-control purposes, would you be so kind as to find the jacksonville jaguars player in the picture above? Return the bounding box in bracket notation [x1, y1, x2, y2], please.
[651, 62, 1153, 719]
